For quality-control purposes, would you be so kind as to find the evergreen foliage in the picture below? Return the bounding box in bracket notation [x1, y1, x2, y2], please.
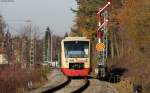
[71, 0, 106, 39]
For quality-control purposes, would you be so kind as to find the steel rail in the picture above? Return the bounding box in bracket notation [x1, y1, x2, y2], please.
[42, 76, 71, 93]
[71, 78, 90, 93]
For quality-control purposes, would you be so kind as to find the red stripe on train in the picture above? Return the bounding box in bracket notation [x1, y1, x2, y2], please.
[61, 68, 90, 77]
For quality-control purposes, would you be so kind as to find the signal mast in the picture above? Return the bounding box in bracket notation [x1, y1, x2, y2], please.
[95, 0, 111, 78]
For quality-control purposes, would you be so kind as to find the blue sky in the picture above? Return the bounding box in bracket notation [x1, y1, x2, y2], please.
[0, 0, 77, 36]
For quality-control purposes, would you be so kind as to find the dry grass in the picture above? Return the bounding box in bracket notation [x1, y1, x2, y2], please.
[0, 64, 49, 93]
[113, 78, 133, 93]
[109, 54, 150, 93]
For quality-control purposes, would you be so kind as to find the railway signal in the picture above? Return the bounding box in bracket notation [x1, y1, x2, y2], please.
[96, 43, 105, 52]
[95, 0, 111, 79]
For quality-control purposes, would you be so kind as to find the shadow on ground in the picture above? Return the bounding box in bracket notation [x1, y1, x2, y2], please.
[102, 67, 128, 83]
[70, 76, 93, 80]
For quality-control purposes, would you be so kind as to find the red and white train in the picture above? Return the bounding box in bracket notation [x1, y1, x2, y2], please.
[60, 37, 91, 77]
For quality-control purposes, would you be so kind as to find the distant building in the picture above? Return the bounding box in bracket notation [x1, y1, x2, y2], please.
[12, 37, 22, 63]
[0, 37, 8, 64]
[0, 54, 8, 64]
[0, 15, 14, 64]
[0, 15, 7, 64]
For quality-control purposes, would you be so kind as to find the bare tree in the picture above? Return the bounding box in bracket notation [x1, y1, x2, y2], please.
[17, 24, 42, 66]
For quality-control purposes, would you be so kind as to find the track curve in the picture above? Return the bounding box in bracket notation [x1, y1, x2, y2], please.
[43, 76, 71, 93]
[72, 78, 89, 93]
[54, 77, 90, 93]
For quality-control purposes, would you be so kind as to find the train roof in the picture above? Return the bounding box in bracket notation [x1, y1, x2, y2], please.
[62, 37, 90, 41]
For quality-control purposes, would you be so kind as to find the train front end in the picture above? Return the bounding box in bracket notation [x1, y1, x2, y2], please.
[61, 37, 91, 77]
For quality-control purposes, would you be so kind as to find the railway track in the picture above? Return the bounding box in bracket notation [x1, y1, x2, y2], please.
[43, 76, 71, 93]
[71, 78, 89, 93]
[43, 77, 89, 93]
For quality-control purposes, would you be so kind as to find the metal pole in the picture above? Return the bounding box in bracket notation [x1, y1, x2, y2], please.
[96, 0, 111, 78]
[47, 32, 50, 63]
[104, 10, 108, 59]
[28, 20, 35, 67]
[50, 32, 52, 62]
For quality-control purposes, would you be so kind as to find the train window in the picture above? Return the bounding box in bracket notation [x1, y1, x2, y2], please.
[64, 41, 89, 58]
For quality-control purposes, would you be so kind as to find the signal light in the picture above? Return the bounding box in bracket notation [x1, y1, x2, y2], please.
[108, 1, 111, 5]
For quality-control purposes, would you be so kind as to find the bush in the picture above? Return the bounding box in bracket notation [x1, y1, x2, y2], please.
[0, 64, 48, 93]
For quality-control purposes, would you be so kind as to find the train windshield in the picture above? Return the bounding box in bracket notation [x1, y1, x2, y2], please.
[64, 41, 89, 58]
